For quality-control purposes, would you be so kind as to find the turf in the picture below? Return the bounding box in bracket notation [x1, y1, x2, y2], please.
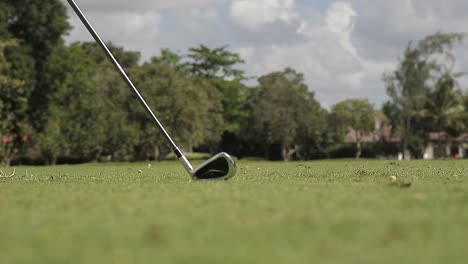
[1, 160, 468, 264]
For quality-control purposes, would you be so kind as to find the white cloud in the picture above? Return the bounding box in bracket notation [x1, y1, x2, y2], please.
[189, 7, 220, 22]
[230, 0, 298, 30]
[325, 2, 356, 35]
[247, 2, 390, 105]
[243, 1, 467, 105]
[62, 0, 223, 12]
[64, 0, 468, 106]
[67, 11, 162, 58]
[297, 2, 361, 76]
[235, 46, 256, 63]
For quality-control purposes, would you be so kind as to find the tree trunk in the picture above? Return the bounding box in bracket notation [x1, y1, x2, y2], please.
[282, 142, 291, 161]
[264, 144, 269, 160]
[156, 145, 164, 161]
[154, 145, 159, 161]
[438, 122, 444, 158]
[403, 115, 411, 160]
[4, 157, 11, 167]
[356, 142, 362, 159]
[3, 147, 13, 167]
[355, 130, 362, 159]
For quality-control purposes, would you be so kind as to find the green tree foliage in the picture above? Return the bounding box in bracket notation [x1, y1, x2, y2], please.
[252, 68, 325, 161]
[187, 45, 244, 79]
[38, 42, 142, 164]
[463, 93, 468, 133]
[78, 41, 143, 161]
[131, 61, 224, 160]
[0, 3, 11, 37]
[2, 0, 467, 165]
[151, 49, 188, 75]
[208, 78, 251, 133]
[184, 45, 250, 153]
[39, 44, 106, 164]
[464, 93, 468, 126]
[294, 93, 328, 160]
[0, 40, 27, 166]
[331, 99, 375, 159]
[423, 73, 466, 156]
[85, 45, 140, 162]
[3, 0, 71, 130]
[383, 46, 429, 158]
[383, 32, 465, 159]
[1, 3, 36, 111]
[80, 42, 141, 68]
[4, 0, 70, 59]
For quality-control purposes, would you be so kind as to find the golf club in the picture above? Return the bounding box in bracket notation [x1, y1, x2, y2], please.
[67, 0, 236, 180]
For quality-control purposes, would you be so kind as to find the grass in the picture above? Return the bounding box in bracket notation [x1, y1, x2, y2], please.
[1, 159, 468, 264]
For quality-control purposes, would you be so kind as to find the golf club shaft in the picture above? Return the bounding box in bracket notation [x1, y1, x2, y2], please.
[67, 0, 184, 159]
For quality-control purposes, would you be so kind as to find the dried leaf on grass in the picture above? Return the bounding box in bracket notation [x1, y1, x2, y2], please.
[0, 168, 15, 180]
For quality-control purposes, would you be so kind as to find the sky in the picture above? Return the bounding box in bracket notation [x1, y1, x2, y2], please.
[63, 0, 468, 107]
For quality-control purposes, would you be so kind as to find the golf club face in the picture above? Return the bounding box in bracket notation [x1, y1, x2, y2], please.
[191, 152, 237, 180]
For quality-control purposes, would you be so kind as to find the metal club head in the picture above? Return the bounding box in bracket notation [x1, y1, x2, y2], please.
[181, 152, 236, 180]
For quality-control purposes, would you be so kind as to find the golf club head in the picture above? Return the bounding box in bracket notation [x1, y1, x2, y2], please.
[191, 152, 237, 180]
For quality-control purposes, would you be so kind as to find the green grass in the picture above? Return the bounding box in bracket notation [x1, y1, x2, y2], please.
[1, 160, 468, 264]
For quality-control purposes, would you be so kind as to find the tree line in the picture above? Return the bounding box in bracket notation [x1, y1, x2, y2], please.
[1, 0, 467, 166]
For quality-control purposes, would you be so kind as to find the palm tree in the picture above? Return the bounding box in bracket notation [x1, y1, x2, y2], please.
[423, 72, 465, 157]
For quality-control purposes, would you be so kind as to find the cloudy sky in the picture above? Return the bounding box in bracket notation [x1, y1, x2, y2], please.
[63, 0, 468, 107]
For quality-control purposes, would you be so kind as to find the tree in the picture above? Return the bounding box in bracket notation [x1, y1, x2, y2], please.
[294, 93, 328, 160]
[463, 93, 468, 134]
[39, 44, 107, 164]
[1, 3, 36, 118]
[423, 72, 465, 157]
[331, 99, 375, 159]
[464, 93, 468, 127]
[130, 61, 223, 160]
[252, 68, 325, 161]
[187, 45, 244, 79]
[38, 42, 143, 164]
[150, 49, 188, 75]
[383, 32, 465, 159]
[3, 0, 71, 130]
[80, 42, 141, 68]
[84, 45, 140, 162]
[4, 0, 70, 61]
[0, 3, 11, 38]
[186, 45, 250, 153]
[0, 40, 27, 166]
[383, 46, 429, 159]
[208, 78, 251, 133]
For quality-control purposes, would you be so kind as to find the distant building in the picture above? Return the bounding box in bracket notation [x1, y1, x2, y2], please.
[423, 132, 468, 159]
[344, 124, 468, 160]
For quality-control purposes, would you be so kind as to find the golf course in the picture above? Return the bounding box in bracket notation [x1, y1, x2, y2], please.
[1, 159, 467, 263]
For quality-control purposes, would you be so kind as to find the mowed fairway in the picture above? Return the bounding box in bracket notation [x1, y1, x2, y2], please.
[1, 160, 468, 264]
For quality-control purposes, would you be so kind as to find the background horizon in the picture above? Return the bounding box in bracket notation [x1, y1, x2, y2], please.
[63, 0, 468, 107]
